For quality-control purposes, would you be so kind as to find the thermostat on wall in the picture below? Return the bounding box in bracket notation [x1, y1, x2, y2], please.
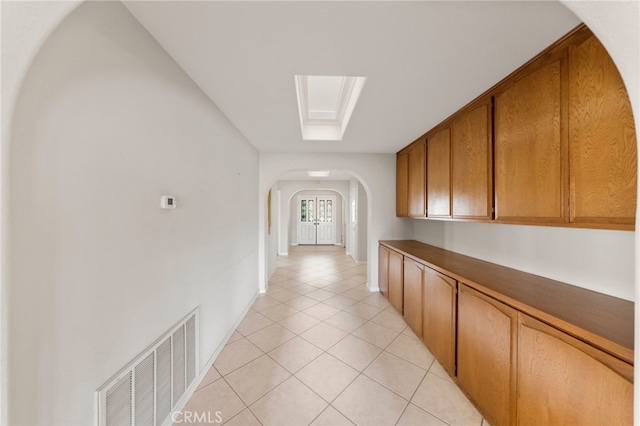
[161, 195, 177, 209]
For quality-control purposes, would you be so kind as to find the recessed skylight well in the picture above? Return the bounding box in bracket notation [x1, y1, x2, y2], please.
[295, 75, 366, 141]
[308, 170, 330, 177]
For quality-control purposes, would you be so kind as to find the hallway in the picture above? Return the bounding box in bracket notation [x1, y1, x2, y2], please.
[179, 246, 486, 425]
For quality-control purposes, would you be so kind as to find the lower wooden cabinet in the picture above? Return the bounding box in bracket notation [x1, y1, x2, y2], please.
[422, 267, 456, 376]
[403, 257, 423, 337]
[517, 314, 633, 425]
[457, 284, 517, 426]
[378, 245, 389, 299]
[388, 249, 404, 314]
[379, 241, 634, 426]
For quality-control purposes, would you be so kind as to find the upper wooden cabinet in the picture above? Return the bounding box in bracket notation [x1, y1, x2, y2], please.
[397, 24, 636, 230]
[568, 34, 637, 227]
[396, 150, 409, 217]
[427, 128, 451, 217]
[494, 56, 568, 224]
[451, 99, 493, 219]
[397, 139, 426, 217]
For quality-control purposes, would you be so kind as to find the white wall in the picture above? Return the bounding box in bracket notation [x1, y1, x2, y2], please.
[413, 221, 634, 301]
[5, 2, 258, 424]
[357, 180, 368, 263]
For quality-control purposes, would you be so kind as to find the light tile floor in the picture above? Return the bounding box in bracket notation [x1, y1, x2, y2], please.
[179, 246, 489, 426]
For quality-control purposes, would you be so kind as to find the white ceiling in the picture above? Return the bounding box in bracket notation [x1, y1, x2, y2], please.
[123, 1, 581, 154]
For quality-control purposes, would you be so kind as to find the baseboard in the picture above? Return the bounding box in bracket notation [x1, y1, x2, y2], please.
[163, 292, 258, 425]
[278, 252, 289, 256]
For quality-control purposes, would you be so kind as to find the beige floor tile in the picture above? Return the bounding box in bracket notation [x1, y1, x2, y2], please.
[370, 309, 408, 333]
[285, 295, 320, 310]
[396, 403, 448, 426]
[360, 292, 391, 309]
[429, 359, 454, 383]
[223, 408, 262, 426]
[308, 278, 332, 288]
[341, 287, 374, 301]
[276, 279, 303, 289]
[401, 325, 421, 340]
[278, 311, 321, 335]
[332, 375, 408, 426]
[235, 312, 274, 336]
[324, 311, 368, 333]
[266, 283, 287, 295]
[295, 353, 359, 402]
[363, 351, 427, 400]
[225, 355, 291, 405]
[323, 294, 357, 310]
[310, 406, 355, 426]
[411, 373, 483, 426]
[385, 334, 435, 370]
[268, 289, 300, 302]
[246, 323, 296, 352]
[227, 331, 243, 344]
[327, 335, 382, 371]
[251, 295, 282, 312]
[306, 288, 335, 301]
[344, 302, 384, 320]
[268, 336, 323, 373]
[213, 338, 263, 376]
[352, 321, 400, 349]
[290, 284, 318, 295]
[260, 303, 300, 321]
[179, 378, 245, 425]
[196, 365, 222, 390]
[250, 377, 328, 426]
[301, 322, 347, 350]
[304, 302, 342, 321]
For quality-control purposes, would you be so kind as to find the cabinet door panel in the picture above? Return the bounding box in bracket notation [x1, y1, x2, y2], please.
[403, 258, 423, 337]
[495, 59, 567, 223]
[569, 34, 637, 226]
[452, 101, 493, 219]
[422, 268, 456, 376]
[427, 128, 451, 217]
[458, 284, 516, 426]
[396, 152, 409, 217]
[408, 141, 427, 217]
[517, 313, 633, 425]
[388, 249, 404, 314]
[378, 245, 389, 299]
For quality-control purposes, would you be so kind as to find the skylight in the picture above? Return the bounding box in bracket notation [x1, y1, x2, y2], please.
[295, 75, 366, 141]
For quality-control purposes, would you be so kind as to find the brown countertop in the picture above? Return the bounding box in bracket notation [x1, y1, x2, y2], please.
[380, 240, 634, 364]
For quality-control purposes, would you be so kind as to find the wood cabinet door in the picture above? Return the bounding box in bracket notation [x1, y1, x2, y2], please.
[517, 313, 633, 425]
[494, 57, 568, 224]
[457, 284, 517, 426]
[388, 249, 404, 314]
[452, 100, 493, 219]
[427, 128, 451, 217]
[378, 245, 389, 299]
[408, 140, 427, 217]
[403, 257, 423, 337]
[396, 151, 409, 217]
[422, 267, 456, 376]
[568, 34, 637, 228]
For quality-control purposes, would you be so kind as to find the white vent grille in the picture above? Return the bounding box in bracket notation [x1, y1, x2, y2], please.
[97, 309, 199, 426]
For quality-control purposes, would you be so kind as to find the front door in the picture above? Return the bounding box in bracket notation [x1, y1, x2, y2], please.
[297, 195, 336, 245]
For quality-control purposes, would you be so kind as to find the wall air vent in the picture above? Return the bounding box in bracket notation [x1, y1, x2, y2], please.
[97, 309, 199, 426]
